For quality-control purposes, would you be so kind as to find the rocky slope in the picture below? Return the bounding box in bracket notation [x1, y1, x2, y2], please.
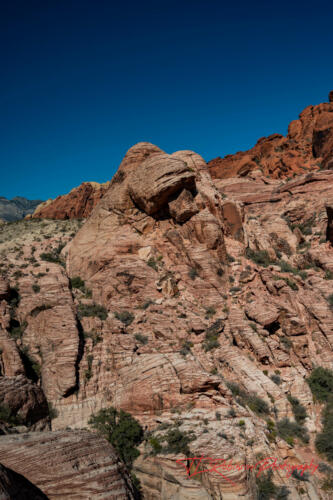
[0, 93, 333, 498]
[0, 197, 43, 222]
[30, 181, 110, 220]
[208, 91, 333, 180]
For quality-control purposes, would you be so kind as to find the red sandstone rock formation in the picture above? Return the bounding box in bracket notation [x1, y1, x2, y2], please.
[2, 94, 333, 498]
[30, 181, 110, 220]
[208, 92, 333, 180]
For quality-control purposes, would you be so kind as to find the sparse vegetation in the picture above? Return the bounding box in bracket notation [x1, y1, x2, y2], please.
[226, 382, 269, 416]
[287, 395, 307, 424]
[307, 367, 333, 402]
[115, 310, 134, 326]
[180, 340, 193, 356]
[246, 248, 273, 267]
[203, 319, 224, 351]
[70, 276, 86, 292]
[77, 303, 108, 320]
[276, 417, 309, 445]
[135, 333, 148, 345]
[32, 283, 40, 293]
[188, 267, 198, 280]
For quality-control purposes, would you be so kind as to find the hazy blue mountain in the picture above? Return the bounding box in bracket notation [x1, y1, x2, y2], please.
[0, 196, 43, 222]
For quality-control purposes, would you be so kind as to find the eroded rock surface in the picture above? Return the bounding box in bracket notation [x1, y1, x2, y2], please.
[0, 431, 135, 499]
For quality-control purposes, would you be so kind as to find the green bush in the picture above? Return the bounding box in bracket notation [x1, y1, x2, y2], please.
[315, 400, 333, 461]
[246, 248, 273, 267]
[164, 428, 195, 455]
[78, 303, 108, 321]
[203, 319, 224, 352]
[180, 340, 193, 357]
[40, 252, 64, 266]
[226, 382, 269, 416]
[306, 367, 333, 402]
[327, 295, 333, 311]
[188, 267, 198, 280]
[70, 276, 85, 291]
[89, 407, 144, 468]
[32, 283, 40, 293]
[287, 395, 307, 424]
[270, 374, 281, 385]
[255, 470, 290, 499]
[277, 417, 309, 445]
[135, 333, 148, 345]
[115, 311, 134, 326]
[147, 258, 158, 271]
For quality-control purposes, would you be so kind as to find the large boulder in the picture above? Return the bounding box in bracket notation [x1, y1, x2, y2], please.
[0, 430, 135, 499]
[0, 375, 49, 430]
[128, 152, 196, 215]
[0, 463, 48, 500]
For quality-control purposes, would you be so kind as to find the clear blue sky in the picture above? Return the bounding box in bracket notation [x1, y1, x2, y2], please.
[1, 0, 333, 200]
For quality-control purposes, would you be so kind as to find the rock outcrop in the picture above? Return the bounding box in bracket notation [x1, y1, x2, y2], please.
[208, 92, 333, 180]
[30, 181, 110, 220]
[0, 463, 48, 500]
[0, 431, 135, 499]
[2, 93, 333, 498]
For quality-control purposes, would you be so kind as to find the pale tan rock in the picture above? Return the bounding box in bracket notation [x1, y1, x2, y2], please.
[168, 189, 198, 223]
[0, 430, 135, 499]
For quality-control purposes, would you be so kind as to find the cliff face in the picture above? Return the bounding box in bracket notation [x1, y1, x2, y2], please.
[208, 92, 333, 180]
[1, 94, 333, 499]
[30, 181, 110, 220]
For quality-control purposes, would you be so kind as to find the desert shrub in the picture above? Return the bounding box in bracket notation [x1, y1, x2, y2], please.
[70, 276, 85, 292]
[180, 340, 193, 357]
[284, 278, 298, 290]
[32, 283, 40, 293]
[226, 382, 269, 416]
[164, 428, 195, 455]
[115, 310, 134, 326]
[255, 470, 279, 500]
[280, 336, 292, 351]
[147, 258, 158, 271]
[306, 367, 333, 402]
[246, 248, 274, 267]
[270, 374, 281, 385]
[276, 417, 309, 445]
[205, 306, 216, 318]
[85, 354, 94, 380]
[292, 469, 309, 481]
[188, 267, 198, 280]
[203, 319, 224, 351]
[149, 436, 163, 455]
[246, 394, 270, 416]
[89, 407, 144, 468]
[40, 251, 64, 266]
[78, 303, 108, 321]
[8, 320, 27, 340]
[315, 400, 333, 461]
[325, 270, 333, 280]
[327, 294, 333, 311]
[135, 333, 148, 345]
[287, 395, 307, 424]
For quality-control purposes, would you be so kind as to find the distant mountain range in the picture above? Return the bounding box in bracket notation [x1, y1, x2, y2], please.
[0, 196, 43, 222]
